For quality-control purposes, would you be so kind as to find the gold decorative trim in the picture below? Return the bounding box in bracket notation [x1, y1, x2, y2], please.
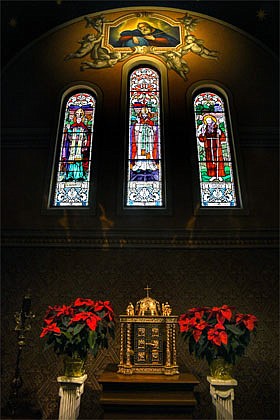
[64, 10, 219, 80]
[117, 365, 179, 375]
[119, 316, 178, 323]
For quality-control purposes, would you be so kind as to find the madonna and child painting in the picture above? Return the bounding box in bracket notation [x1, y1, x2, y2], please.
[109, 20, 180, 48]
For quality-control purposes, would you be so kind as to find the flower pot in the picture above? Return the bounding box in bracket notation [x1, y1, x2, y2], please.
[63, 355, 86, 377]
[209, 357, 234, 380]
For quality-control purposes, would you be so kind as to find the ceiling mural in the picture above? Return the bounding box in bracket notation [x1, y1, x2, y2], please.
[64, 10, 219, 80]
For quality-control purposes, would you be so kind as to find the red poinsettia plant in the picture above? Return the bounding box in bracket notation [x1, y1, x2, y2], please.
[179, 305, 257, 365]
[40, 298, 115, 359]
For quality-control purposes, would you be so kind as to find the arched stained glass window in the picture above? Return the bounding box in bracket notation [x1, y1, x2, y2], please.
[52, 92, 95, 207]
[194, 91, 238, 207]
[126, 67, 163, 207]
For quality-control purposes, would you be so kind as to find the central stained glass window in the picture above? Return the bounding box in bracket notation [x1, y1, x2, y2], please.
[126, 67, 163, 207]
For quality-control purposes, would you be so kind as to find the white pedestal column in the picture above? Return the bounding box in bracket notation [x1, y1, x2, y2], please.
[57, 374, 87, 420]
[207, 376, 238, 420]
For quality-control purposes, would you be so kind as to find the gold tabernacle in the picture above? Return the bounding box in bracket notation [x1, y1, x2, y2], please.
[118, 286, 179, 375]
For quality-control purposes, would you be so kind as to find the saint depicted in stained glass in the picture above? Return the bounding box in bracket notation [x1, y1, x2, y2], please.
[127, 67, 163, 207]
[194, 92, 237, 207]
[53, 92, 95, 206]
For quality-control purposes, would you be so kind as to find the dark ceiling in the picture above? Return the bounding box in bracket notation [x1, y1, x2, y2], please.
[2, 0, 279, 68]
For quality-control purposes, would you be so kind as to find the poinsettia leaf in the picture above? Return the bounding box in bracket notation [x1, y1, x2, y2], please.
[194, 334, 206, 357]
[61, 331, 72, 340]
[207, 318, 217, 327]
[73, 323, 85, 335]
[240, 334, 250, 347]
[61, 316, 70, 327]
[240, 330, 251, 345]
[196, 340, 208, 357]
[226, 324, 243, 336]
[230, 337, 240, 351]
[108, 325, 115, 339]
[97, 310, 106, 318]
[88, 330, 97, 351]
[189, 337, 196, 354]
[90, 342, 99, 357]
[67, 326, 75, 333]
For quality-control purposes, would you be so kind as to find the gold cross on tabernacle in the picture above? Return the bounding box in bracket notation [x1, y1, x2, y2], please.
[144, 285, 151, 297]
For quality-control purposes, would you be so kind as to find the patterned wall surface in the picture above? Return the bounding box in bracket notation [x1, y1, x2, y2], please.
[1, 247, 279, 419]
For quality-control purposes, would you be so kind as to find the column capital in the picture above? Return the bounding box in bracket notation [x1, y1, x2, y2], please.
[207, 376, 238, 387]
[57, 374, 88, 385]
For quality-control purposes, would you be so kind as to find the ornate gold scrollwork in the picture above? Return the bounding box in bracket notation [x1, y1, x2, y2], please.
[65, 11, 219, 80]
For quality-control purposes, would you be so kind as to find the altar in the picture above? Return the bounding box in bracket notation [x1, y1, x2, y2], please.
[98, 287, 199, 419]
[98, 369, 199, 419]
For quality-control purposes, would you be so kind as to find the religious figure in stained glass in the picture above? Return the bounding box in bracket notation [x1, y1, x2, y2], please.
[53, 92, 95, 206]
[62, 108, 91, 181]
[126, 67, 163, 207]
[130, 104, 158, 174]
[194, 92, 237, 207]
[198, 115, 227, 181]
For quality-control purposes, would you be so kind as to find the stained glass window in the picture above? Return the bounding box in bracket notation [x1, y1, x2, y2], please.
[53, 92, 95, 207]
[126, 67, 163, 207]
[194, 91, 238, 207]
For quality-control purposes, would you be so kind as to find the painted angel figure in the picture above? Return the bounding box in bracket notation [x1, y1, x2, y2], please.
[181, 35, 219, 60]
[159, 50, 190, 80]
[84, 15, 105, 34]
[64, 33, 104, 61]
[177, 13, 201, 34]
